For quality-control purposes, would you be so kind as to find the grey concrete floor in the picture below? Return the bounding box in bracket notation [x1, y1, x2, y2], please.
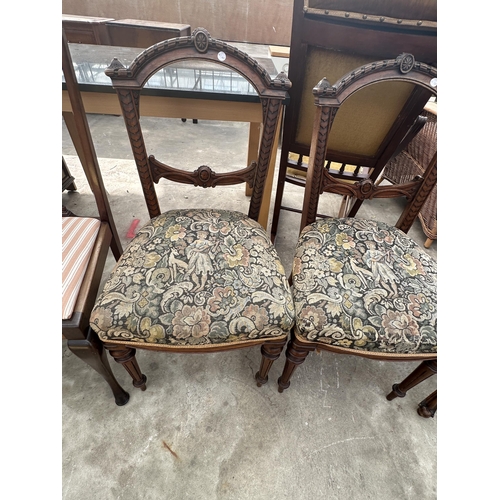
[62, 44, 437, 500]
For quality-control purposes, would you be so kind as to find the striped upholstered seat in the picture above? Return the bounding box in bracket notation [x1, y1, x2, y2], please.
[62, 217, 101, 320]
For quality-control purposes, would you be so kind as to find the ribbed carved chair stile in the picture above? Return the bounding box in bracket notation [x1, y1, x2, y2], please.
[89, 28, 295, 393]
[277, 55, 438, 417]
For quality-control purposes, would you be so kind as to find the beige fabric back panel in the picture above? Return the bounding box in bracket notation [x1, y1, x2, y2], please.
[294, 47, 414, 157]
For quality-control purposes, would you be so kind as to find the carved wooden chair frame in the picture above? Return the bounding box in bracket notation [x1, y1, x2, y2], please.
[278, 55, 438, 417]
[91, 28, 293, 393]
[299, 53, 437, 233]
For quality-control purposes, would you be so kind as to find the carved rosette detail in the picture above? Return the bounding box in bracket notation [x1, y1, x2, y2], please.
[398, 53, 415, 74]
[149, 156, 258, 189]
[358, 179, 376, 197]
[193, 28, 209, 53]
[193, 165, 215, 187]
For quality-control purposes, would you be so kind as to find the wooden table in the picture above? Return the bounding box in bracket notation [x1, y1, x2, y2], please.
[62, 43, 284, 230]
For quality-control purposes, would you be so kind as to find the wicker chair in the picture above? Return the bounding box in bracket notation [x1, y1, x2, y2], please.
[378, 102, 437, 247]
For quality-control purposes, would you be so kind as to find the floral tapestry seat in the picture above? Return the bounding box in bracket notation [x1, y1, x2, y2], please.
[90, 209, 295, 348]
[292, 218, 437, 355]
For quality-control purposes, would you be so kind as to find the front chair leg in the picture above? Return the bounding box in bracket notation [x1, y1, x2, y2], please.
[67, 328, 130, 406]
[105, 344, 147, 391]
[386, 360, 437, 401]
[277, 334, 316, 393]
[255, 338, 287, 387]
[417, 390, 437, 418]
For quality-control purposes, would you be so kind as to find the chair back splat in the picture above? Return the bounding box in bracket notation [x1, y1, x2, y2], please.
[89, 29, 295, 396]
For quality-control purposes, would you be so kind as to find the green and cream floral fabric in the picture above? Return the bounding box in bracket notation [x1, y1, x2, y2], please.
[292, 218, 437, 354]
[90, 209, 295, 346]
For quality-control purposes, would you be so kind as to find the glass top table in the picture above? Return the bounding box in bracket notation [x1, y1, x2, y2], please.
[63, 43, 279, 102]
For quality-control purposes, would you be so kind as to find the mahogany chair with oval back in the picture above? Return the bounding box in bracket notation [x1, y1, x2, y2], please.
[277, 55, 438, 417]
[270, 0, 437, 242]
[62, 30, 129, 405]
[89, 28, 295, 393]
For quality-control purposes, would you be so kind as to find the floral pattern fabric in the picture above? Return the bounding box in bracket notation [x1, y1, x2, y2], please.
[90, 209, 295, 346]
[292, 218, 437, 354]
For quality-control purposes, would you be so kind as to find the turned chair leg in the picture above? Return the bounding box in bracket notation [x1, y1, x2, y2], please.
[387, 359, 437, 402]
[105, 344, 147, 391]
[417, 390, 437, 418]
[67, 328, 130, 406]
[255, 338, 287, 386]
[277, 334, 316, 393]
[424, 238, 434, 248]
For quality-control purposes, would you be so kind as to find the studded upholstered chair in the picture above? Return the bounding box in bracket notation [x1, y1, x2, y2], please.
[62, 31, 129, 405]
[277, 55, 438, 417]
[270, 0, 437, 242]
[89, 28, 294, 393]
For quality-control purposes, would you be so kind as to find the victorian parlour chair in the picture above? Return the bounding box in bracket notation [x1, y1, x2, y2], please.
[88, 28, 295, 394]
[277, 55, 438, 417]
[270, 0, 437, 242]
[62, 31, 129, 405]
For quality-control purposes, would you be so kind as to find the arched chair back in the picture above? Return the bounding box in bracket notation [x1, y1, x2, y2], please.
[105, 27, 291, 222]
[301, 54, 437, 233]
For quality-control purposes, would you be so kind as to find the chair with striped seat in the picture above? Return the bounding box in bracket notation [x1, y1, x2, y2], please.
[62, 210, 129, 405]
[62, 30, 129, 405]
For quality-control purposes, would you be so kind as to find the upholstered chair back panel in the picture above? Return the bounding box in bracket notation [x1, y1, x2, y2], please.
[295, 47, 414, 156]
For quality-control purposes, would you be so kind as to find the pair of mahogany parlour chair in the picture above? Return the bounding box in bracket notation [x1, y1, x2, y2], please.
[65, 28, 436, 417]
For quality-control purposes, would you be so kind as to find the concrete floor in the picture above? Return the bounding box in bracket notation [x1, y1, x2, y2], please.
[62, 43, 437, 500]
